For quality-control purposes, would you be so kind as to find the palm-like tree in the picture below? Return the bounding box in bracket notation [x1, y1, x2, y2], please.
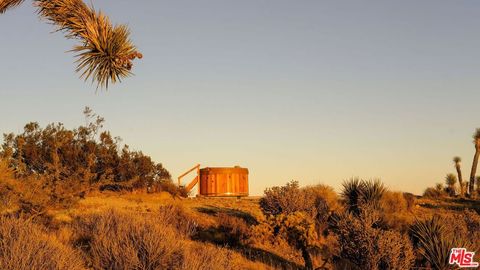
[468, 129, 480, 196]
[453, 156, 464, 196]
[0, 0, 141, 88]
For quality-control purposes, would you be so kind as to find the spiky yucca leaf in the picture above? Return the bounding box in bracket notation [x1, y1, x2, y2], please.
[341, 178, 386, 214]
[0, 0, 23, 14]
[341, 178, 363, 214]
[35, 0, 141, 88]
[360, 179, 386, 207]
[411, 216, 461, 270]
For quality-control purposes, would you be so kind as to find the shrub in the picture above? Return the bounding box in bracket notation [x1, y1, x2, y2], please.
[423, 187, 444, 198]
[303, 184, 342, 213]
[379, 191, 414, 231]
[333, 209, 415, 270]
[260, 180, 313, 216]
[0, 216, 85, 270]
[260, 181, 341, 270]
[151, 179, 189, 197]
[445, 173, 458, 196]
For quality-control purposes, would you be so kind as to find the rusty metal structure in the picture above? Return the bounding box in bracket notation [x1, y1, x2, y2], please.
[178, 164, 249, 197]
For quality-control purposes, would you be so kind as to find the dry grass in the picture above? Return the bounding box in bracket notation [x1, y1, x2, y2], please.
[0, 216, 84, 270]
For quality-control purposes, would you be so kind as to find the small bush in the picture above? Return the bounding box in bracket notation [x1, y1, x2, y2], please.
[151, 179, 189, 197]
[423, 187, 444, 198]
[379, 191, 414, 231]
[260, 180, 313, 216]
[0, 216, 84, 270]
[333, 210, 415, 270]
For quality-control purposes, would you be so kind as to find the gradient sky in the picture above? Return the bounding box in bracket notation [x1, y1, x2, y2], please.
[1, 1, 480, 195]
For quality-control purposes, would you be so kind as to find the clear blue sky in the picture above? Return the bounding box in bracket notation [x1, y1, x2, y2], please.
[1, 1, 480, 195]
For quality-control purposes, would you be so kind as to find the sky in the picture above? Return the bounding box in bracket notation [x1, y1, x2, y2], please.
[1, 1, 480, 195]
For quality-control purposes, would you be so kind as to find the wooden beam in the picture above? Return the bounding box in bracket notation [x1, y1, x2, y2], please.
[177, 164, 200, 186]
[185, 176, 199, 192]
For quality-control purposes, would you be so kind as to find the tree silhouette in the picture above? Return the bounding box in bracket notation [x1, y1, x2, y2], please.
[0, 0, 141, 88]
[468, 129, 480, 196]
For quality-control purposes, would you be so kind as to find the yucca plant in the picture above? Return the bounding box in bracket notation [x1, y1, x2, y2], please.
[0, 0, 141, 88]
[341, 178, 386, 215]
[453, 157, 464, 196]
[341, 178, 363, 214]
[410, 216, 461, 270]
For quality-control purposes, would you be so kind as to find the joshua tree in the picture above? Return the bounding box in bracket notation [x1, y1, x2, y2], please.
[453, 156, 464, 196]
[0, 0, 141, 88]
[468, 129, 480, 196]
[476, 176, 480, 195]
[445, 173, 457, 196]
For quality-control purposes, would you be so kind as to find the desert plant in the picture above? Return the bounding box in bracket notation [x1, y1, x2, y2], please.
[157, 204, 198, 237]
[272, 212, 319, 270]
[468, 128, 480, 196]
[260, 180, 309, 216]
[341, 178, 386, 215]
[0, 216, 85, 270]
[260, 181, 340, 270]
[410, 215, 468, 270]
[72, 210, 185, 269]
[379, 191, 414, 231]
[445, 173, 457, 196]
[0, 0, 141, 88]
[453, 156, 464, 196]
[423, 187, 443, 198]
[72, 209, 236, 270]
[333, 209, 415, 270]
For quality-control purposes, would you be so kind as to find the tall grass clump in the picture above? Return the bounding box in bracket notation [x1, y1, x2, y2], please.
[72, 208, 236, 270]
[0, 216, 85, 270]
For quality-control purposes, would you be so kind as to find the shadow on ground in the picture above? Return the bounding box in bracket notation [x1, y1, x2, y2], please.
[195, 205, 259, 225]
[193, 205, 303, 269]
